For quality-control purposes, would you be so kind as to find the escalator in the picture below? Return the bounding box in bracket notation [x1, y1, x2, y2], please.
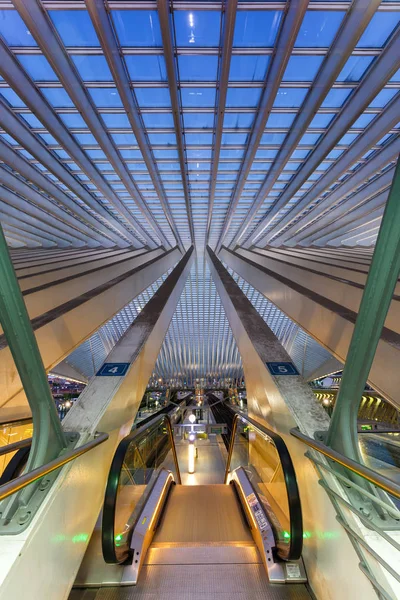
[71, 409, 313, 599]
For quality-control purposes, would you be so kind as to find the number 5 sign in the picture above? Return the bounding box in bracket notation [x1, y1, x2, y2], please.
[96, 362, 130, 377]
[266, 362, 299, 376]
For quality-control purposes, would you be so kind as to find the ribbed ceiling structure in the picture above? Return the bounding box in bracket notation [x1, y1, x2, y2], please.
[0, 1, 399, 382]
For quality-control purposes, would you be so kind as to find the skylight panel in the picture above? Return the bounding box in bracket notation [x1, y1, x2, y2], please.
[294, 11, 344, 48]
[321, 88, 352, 108]
[111, 10, 162, 47]
[88, 88, 123, 108]
[143, 113, 175, 128]
[356, 13, 400, 48]
[71, 55, 113, 82]
[183, 113, 215, 128]
[135, 88, 171, 107]
[125, 55, 167, 82]
[49, 10, 100, 46]
[283, 56, 323, 82]
[233, 11, 283, 48]
[181, 88, 216, 107]
[58, 113, 87, 128]
[174, 11, 221, 47]
[309, 113, 335, 128]
[337, 56, 374, 82]
[0, 88, 26, 107]
[368, 88, 398, 108]
[223, 113, 255, 128]
[226, 87, 261, 107]
[0, 10, 37, 46]
[273, 88, 308, 107]
[178, 55, 218, 81]
[19, 113, 44, 128]
[100, 113, 131, 128]
[229, 55, 270, 82]
[41, 88, 74, 107]
[17, 55, 58, 81]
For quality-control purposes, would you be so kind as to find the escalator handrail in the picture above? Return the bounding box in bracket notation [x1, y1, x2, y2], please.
[225, 408, 303, 561]
[0, 437, 32, 456]
[102, 412, 180, 564]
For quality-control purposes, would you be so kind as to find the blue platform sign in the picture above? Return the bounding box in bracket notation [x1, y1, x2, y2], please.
[97, 362, 130, 377]
[266, 362, 299, 376]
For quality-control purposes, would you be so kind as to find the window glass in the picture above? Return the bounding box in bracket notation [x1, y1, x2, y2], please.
[39, 133, 58, 145]
[337, 56, 374, 82]
[71, 56, 113, 81]
[338, 133, 358, 145]
[390, 69, 400, 82]
[111, 133, 137, 145]
[299, 133, 321, 145]
[0, 10, 37, 46]
[178, 55, 218, 81]
[295, 11, 344, 47]
[17, 55, 58, 81]
[351, 113, 375, 128]
[221, 133, 248, 145]
[283, 56, 323, 81]
[111, 10, 162, 47]
[125, 55, 167, 81]
[233, 11, 283, 47]
[186, 132, 213, 145]
[174, 11, 221, 47]
[261, 133, 286, 144]
[229, 55, 270, 81]
[49, 10, 100, 46]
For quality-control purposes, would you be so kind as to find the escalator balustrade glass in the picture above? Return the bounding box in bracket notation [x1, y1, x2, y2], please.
[102, 413, 180, 564]
[226, 412, 303, 561]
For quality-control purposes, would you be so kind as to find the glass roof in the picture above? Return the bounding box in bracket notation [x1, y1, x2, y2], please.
[0, 1, 399, 380]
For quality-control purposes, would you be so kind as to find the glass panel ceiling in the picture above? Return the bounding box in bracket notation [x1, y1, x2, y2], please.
[0, 2, 398, 380]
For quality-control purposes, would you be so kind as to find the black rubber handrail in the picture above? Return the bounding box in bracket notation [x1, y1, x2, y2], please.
[225, 408, 303, 561]
[102, 412, 180, 564]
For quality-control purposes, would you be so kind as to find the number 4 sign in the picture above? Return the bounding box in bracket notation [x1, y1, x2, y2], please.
[266, 362, 299, 376]
[96, 363, 130, 377]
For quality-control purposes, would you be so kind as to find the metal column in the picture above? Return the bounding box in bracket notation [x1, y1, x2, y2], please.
[326, 155, 400, 460]
[0, 222, 67, 471]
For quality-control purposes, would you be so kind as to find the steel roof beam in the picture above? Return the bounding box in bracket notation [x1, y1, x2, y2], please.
[214, 0, 309, 253]
[0, 40, 144, 248]
[0, 165, 107, 245]
[86, 0, 184, 253]
[266, 94, 400, 246]
[267, 94, 400, 245]
[247, 26, 400, 248]
[228, 0, 383, 249]
[206, 0, 238, 247]
[0, 98, 139, 247]
[277, 139, 400, 246]
[13, 0, 167, 249]
[0, 139, 122, 248]
[0, 199, 77, 247]
[323, 211, 383, 246]
[0, 186, 90, 247]
[157, 0, 195, 245]
[0, 216, 58, 247]
[312, 191, 389, 246]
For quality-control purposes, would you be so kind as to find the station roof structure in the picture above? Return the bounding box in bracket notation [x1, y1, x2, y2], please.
[0, 1, 398, 383]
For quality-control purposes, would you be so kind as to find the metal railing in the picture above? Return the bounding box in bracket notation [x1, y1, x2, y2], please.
[0, 438, 32, 457]
[0, 432, 108, 502]
[291, 427, 400, 600]
[225, 410, 303, 561]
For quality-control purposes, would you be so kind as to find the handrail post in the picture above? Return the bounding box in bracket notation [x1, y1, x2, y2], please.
[326, 154, 400, 461]
[0, 222, 68, 474]
[165, 416, 181, 484]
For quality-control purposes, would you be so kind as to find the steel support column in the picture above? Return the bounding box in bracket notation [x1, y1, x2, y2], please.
[326, 154, 400, 460]
[0, 221, 67, 472]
